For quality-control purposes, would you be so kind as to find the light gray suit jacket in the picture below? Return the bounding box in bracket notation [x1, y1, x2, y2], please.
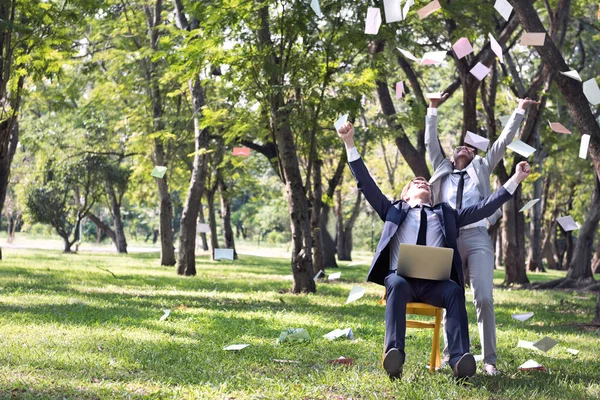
[425, 109, 525, 226]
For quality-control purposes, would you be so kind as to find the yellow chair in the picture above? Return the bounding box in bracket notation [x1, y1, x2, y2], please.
[379, 291, 443, 372]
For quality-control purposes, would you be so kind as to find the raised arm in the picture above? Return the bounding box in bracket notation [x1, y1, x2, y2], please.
[457, 161, 531, 227]
[484, 98, 540, 171]
[424, 93, 449, 170]
[338, 122, 392, 221]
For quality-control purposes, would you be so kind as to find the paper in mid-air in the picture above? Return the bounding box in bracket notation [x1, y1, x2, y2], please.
[579, 134, 590, 159]
[507, 139, 536, 158]
[151, 166, 168, 179]
[464, 131, 490, 151]
[403, 0, 415, 18]
[520, 32, 546, 46]
[583, 78, 600, 105]
[494, 0, 513, 21]
[548, 121, 571, 134]
[559, 70, 582, 82]
[346, 286, 366, 304]
[197, 223, 210, 233]
[310, 0, 323, 18]
[469, 62, 491, 81]
[556, 216, 579, 232]
[452, 37, 473, 59]
[489, 33, 504, 64]
[519, 199, 540, 212]
[417, 0, 441, 19]
[419, 51, 447, 65]
[383, 0, 403, 23]
[499, 115, 511, 127]
[233, 147, 250, 156]
[365, 7, 382, 35]
[214, 248, 235, 260]
[397, 47, 420, 62]
[396, 82, 404, 99]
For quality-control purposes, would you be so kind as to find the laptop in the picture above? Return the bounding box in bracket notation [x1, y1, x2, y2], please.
[396, 244, 453, 281]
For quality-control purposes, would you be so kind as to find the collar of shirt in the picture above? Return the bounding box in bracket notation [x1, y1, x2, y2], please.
[407, 200, 432, 209]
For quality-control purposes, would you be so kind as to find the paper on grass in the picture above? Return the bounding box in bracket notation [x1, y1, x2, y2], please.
[328, 272, 341, 281]
[323, 328, 354, 340]
[489, 33, 503, 64]
[470, 62, 491, 81]
[520, 32, 546, 46]
[559, 70, 582, 82]
[465, 131, 490, 151]
[580, 134, 590, 159]
[583, 78, 600, 105]
[151, 166, 167, 179]
[417, 0, 441, 19]
[346, 285, 366, 304]
[334, 114, 349, 133]
[224, 344, 249, 351]
[277, 328, 311, 343]
[494, 0, 513, 21]
[512, 312, 534, 321]
[548, 121, 571, 134]
[517, 340, 537, 350]
[233, 147, 250, 156]
[159, 309, 171, 322]
[365, 7, 382, 35]
[507, 139, 536, 158]
[556, 216, 579, 232]
[419, 51, 447, 65]
[533, 337, 558, 352]
[383, 0, 403, 23]
[197, 223, 210, 233]
[396, 82, 404, 99]
[314, 270, 325, 280]
[397, 47, 420, 62]
[518, 359, 545, 371]
[519, 199, 540, 212]
[452, 37, 473, 59]
[214, 248, 235, 260]
[310, 0, 323, 18]
[566, 348, 580, 355]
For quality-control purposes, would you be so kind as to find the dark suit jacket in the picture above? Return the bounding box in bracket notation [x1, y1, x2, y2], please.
[348, 157, 513, 290]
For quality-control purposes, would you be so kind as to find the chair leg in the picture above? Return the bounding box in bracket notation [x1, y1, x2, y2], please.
[432, 308, 442, 370]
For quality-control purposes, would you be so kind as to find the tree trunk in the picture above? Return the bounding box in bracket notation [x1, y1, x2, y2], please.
[177, 79, 210, 275]
[87, 213, 116, 243]
[106, 183, 127, 253]
[198, 202, 209, 251]
[541, 221, 559, 270]
[527, 136, 543, 272]
[320, 204, 338, 268]
[502, 186, 529, 284]
[0, 117, 19, 247]
[337, 188, 362, 261]
[592, 241, 600, 274]
[206, 186, 219, 258]
[311, 159, 324, 275]
[594, 294, 600, 324]
[567, 174, 600, 280]
[219, 179, 237, 259]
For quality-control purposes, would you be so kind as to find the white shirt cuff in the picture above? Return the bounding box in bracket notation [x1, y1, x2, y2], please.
[427, 108, 438, 116]
[346, 146, 361, 162]
[503, 176, 519, 195]
[515, 108, 525, 115]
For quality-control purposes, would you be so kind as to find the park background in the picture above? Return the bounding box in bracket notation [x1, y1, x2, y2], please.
[1, 0, 600, 398]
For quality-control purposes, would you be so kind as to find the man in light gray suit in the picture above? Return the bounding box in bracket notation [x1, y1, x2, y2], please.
[425, 94, 539, 375]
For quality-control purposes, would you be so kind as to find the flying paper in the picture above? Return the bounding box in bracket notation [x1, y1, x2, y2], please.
[403, 0, 414, 18]
[499, 115, 511, 126]
[517, 340, 537, 350]
[494, 0, 513, 21]
[383, 0, 403, 22]
[520, 32, 546, 46]
[452, 37, 474, 59]
[214, 248, 235, 260]
[151, 166, 168, 179]
[346, 285, 366, 304]
[396, 82, 404, 99]
[417, 0, 441, 19]
[419, 51, 447, 65]
[556, 216, 579, 232]
[365, 7, 382, 35]
[512, 312, 534, 321]
[533, 337, 558, 352]
[469, 62, 491, 81]
[224, 344, 249, 351]
[314, 270, 325, 280]
[310, 0, 323, 18]
[519, 199, 540, 212]
[426, 92, 444, 99]
[328, 272, 341, 281]
[197, 223, 210, 233]
[233, 147, 250, 156]
[507, 139, 536, 158]
[464, 131, 490, 151]
[159, 309, 171, 321]
[559, 70, 582, 82]
[397, 47, 420, 62]
[580, 134, 590, 159]
[518, 359, 546, 371]
[548, 121, 571, 134]
[334, 114, 349, 133]
[583, 78, 600, 105]
[489, 33, 503, 63]
[323, 328, 354, 340]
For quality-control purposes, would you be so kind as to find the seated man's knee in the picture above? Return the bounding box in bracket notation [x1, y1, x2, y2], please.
[386, 274, 410, 292]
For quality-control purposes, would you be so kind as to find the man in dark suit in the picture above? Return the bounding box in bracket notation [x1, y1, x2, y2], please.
[337, 121, 530, 380]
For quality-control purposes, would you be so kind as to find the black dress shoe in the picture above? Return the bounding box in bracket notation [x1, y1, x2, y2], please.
[453, 353, 476, 380]
[382, 348, 405, 380]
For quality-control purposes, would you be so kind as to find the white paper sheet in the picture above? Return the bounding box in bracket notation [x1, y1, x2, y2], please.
[334, 114, 348, 133]
[494, 0, 513, 21]
[519, 199, 540, 212]
[345, 285, 366, 304]
[365, 7, 382, 35]
[489, 33, 503, 64]
[583, 78, 600, 105]
[310, 0, 323, 18]
[469, 62, 491, 81]
[507, 139, 536, 158]
[579, 134, 590, 159]
[224, 344, 250, 351]
[559, 70, 582, 82]
[328, 272, 341, 280]
[383, 0, 403, 22]
[214, 248, 235, 260]
[464, 131, 490, 151]
[512, 312, 534, 321]
[556, 215, 579, 232]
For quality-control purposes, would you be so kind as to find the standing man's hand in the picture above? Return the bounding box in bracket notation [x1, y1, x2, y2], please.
[337, 122, 355, 149]
[428, 92, 449, 108]
[517, 97, 541, 110]
[514, 161, 531, 183]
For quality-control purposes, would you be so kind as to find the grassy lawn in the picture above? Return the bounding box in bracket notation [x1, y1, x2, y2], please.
[0, 248, 598, 399]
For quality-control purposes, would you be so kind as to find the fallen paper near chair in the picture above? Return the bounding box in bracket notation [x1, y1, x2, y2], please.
[223, 344, 249, 351]
[328, 272, 341, 281]
[533, 336, 558, 352]
[277, 328, 311, 344]
[159, 309, 171, 321]
[323, 328, 354, 340]
[346, 286, 366, 304]
[518, 359, 546, 371]
[517, 340, 538, 350]
[512, 312, 534, 321]
[566, 348, 580, 355]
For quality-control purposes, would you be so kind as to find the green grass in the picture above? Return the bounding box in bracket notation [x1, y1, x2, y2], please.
[0, 248, 599, 399]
